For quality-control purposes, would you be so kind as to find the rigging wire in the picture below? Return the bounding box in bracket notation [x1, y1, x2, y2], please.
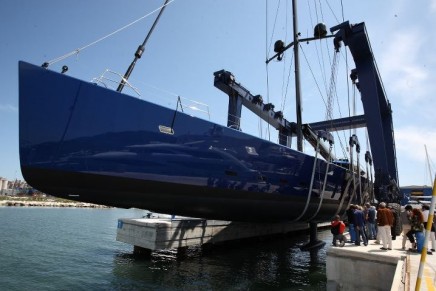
[43, 0, 175, 67]
[307, 1, 328, 94]
[281, 54, 294, 113]
[266, 0, 283, 57]
[298, 44, 328, 109]
[264, 0, 268, 141]
[265, 0, 288, 143]
[335, 49, 351, 159]
[314, 0, 320, 21]
[340, 0, 345, 22]
[266, 0, 355, 156]
[265, 0, 276, 142]
[323, 0, 352, 161]
[307, 0, 315, 37]
[324, 0, 341, 23]
[326, 50, 348, 159]
[280, 0, 291, 114]
[324, 0, 350, 160]
[314, 1, 331, 99]
[280, 0, 288, 103]
[305, 0, 345, 159]
[308, 0, 353, 161]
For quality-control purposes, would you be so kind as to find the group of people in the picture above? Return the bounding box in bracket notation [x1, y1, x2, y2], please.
[331, 202, 436, 253]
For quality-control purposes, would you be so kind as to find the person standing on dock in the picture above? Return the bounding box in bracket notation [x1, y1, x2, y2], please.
[388, 205, 399, 240]
[376, 202, 394, 250]
[354, 206, 368, 246]
[400, 205, 413, 250]
[346, 204, 356, 243]
[406, 208, 425, 252]
[365, 203, 377, 240]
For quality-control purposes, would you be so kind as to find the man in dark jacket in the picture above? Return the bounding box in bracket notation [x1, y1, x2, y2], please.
[365, 203, 377, 240]
[354, 205, 368, 246]
[346, 204, 356, 243]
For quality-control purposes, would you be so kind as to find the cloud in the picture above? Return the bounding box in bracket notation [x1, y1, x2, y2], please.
[395, 125, 436, 163]
[378, 29, 430, 106]
[395, 125, 436, 185]
[431, 0, 436, 13]
[0, 104, 18, 112]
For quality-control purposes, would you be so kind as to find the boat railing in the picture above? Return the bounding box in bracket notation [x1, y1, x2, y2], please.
[177, 96, 211, 120]
[92, 69, 141, 96]
[92, 69, 211, 121]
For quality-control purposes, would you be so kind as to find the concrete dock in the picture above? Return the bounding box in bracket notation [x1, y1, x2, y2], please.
[327, 236, 436, 291]
[116, 217, 318, 253]
[116, 216, 434, 290]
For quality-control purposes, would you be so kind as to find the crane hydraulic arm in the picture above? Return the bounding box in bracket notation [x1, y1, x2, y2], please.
[331, 21, 402, 203]
[213, 70, 335, 161]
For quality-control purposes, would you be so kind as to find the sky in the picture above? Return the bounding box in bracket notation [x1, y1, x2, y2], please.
[1, 0, 435, 187]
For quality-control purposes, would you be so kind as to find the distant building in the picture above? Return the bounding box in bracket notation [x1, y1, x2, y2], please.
[401, 185, 433, 205]
[0, 177, 8, 195]
[0, 178, 31, 196]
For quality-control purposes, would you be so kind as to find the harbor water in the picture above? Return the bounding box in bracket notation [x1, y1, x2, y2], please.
[0, 207, 332, 290]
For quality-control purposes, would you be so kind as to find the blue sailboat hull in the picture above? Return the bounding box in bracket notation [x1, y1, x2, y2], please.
[19, 61, 355, 222]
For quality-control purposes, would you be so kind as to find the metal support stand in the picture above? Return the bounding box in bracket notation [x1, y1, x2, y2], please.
[300, 222, 326, 251]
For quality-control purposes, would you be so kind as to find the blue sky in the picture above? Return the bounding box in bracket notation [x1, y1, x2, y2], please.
[1, 0, 435, 187]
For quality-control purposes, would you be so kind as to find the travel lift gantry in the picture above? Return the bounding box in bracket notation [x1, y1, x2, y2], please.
[214, 21, 403, 250]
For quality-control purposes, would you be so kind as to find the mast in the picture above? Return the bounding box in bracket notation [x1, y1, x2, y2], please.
[117, 0, 170, 93]
[292, 0, 303, 151]
[266, 2, 333, 151]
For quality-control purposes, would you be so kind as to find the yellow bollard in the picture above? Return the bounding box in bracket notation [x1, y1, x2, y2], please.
[415, 175, 436, 291]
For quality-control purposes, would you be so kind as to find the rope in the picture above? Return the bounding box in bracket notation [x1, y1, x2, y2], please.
[293, 137, 321, 222]
[334, 49, 352, 158]
[348, 137, 356, 205]
[356, 152, 362, 204]
[325, 52, 339, 121]
[43, 0, 175, 67]
[307, 143, 333, 221]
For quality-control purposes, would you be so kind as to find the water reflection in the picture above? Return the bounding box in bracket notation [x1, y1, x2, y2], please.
[112, 230, 332, 290]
